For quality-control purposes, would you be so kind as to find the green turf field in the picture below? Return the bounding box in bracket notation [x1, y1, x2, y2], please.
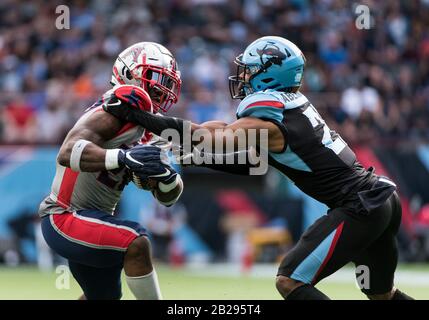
[0, 263, 428, 300]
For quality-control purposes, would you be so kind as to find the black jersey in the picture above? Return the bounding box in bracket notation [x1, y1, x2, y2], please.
[236, 90, 392, 209]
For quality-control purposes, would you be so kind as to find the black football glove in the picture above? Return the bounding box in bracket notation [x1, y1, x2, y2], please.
[118, 145, 163, 172]
[119, 144, 178, 187]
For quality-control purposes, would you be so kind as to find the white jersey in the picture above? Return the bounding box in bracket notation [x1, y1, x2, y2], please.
[38, 106, 146, 217]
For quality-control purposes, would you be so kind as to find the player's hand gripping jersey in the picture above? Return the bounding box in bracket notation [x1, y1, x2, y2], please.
[38, 86, 154, 217]
[236, 89, 396, 211]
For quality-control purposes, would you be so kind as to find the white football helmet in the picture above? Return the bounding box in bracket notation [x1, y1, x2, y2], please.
[111, 42, 181, 113]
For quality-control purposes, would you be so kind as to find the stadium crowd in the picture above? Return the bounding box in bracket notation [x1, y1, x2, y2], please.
[0, 0, 429, 145]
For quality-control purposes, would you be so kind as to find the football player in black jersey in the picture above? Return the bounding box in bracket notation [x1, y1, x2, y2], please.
[103, 36, 413, 300]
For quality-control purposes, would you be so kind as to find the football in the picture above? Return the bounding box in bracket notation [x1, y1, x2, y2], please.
[131, 173, 158, 191]
[152, 176, 184, 206]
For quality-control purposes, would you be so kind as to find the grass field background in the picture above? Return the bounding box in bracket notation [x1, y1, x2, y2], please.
[0, 263, 428, 300]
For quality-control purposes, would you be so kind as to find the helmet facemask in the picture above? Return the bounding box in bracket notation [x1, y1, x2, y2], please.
[112, 53, 181, 113]
[229, 54, 262, 100]
[130, 63, 181, 113]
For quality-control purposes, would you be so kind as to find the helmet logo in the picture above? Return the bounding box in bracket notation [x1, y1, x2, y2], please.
[122, 46, 145, 65]
[256, 43, 287, 67]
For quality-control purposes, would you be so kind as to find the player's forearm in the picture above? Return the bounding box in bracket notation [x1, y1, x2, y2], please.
[183, 148, 258, 176]
[154, 116, 266, 157]
[57, 110, 126, 172]
[58, 139, 119, 172]
[200, 162, 253, 175]
[111, 110, 261, 155]
[199, 120, 228, 129]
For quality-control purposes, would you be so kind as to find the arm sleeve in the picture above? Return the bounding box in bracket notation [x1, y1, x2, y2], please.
[181, 147, 260, 176]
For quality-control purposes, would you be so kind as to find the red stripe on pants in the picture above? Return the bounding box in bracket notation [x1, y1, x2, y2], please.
[52, 213, 138, 250]
[312, 221, 345, 284]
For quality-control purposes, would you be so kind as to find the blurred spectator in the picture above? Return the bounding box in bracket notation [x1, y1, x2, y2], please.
[2, 96, 37, 143]
[0, 0, 428, 145]
[37, 100, 70, 144]
[188, 89, 220, 123]
[319, 31, 349, 67]
[340, 80, 382, 120]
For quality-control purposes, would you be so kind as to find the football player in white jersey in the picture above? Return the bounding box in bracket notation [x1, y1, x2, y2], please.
[39, 42, 184, 300]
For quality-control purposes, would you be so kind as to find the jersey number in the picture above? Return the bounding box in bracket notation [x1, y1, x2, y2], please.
[302, 105, 346, 155]
[97, 168, 128, 191]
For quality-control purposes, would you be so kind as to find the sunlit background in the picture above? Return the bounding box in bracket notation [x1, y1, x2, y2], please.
[1, 0, 429, 299]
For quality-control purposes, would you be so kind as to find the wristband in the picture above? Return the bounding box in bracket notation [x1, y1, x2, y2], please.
[105, 149, 122, 170]
[70, 139, 91, 172]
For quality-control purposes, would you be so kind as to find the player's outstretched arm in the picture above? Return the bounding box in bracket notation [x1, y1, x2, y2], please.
[196, 117, 285, 153]
[181, 119, 284, 175]
[103, 104, 286, 153]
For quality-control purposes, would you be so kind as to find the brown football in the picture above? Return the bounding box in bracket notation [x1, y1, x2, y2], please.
[132, 173, 158, 190]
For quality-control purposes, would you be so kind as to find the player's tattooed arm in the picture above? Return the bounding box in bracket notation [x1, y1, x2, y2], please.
[57, 111, 123, 172]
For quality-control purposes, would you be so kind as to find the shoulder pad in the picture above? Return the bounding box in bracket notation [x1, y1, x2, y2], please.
[111, 85, 153, 113]
[236, 91, 285, 122]
[94, 85, 153, 115]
